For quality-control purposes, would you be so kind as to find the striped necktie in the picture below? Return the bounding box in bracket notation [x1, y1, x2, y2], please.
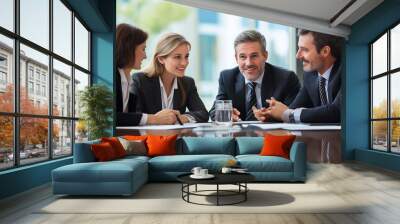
[319, 76, 328, 105]
[245, 82, 257, 121]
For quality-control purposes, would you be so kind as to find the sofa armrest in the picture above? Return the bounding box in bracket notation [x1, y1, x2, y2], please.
[73, 140, 100, 163]
[289, 141, 307, 181]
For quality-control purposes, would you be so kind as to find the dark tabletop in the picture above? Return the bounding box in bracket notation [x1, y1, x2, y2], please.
[116, 125, 342, 163]
[177, 172, 255, 184]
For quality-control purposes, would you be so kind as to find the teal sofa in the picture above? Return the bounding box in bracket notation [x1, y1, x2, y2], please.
[52, 137, 307, 196]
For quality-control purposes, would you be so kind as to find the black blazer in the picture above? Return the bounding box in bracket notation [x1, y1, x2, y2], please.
[289, 61, 342, 123]
[209, 62, 300, 121]
[115, 69, 143, 126]
[132, 72, 209, 122]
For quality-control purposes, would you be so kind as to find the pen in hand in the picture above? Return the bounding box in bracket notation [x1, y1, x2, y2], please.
[176, 114, 183, 125]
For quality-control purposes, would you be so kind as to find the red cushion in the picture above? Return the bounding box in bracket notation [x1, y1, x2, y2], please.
[91, 142, 117, 161]
[259, 133, 296, 159]
[123, 135, 148, 141]
[146, 135, 177, 157]
[101, 137, 126, 158]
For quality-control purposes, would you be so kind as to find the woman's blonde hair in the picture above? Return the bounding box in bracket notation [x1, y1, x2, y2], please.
[143, 32, 191, 77]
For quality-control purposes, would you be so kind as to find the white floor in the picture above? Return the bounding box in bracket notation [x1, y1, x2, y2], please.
[1, 162, 400, 224]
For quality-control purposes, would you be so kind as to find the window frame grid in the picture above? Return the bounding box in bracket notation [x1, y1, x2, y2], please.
[49, 0, 54, 160]
[14, 0, 20, 167]
[370, 19, 400, 154]
[0, 0, 92, 171]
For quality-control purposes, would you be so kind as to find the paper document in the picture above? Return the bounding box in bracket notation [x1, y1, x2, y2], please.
[286, 125, 341, 130]
[233, 121, 263, 125]
[116, 123, 211, 130]
[193, 125, 241, 132]
[251, 123, 341, 131]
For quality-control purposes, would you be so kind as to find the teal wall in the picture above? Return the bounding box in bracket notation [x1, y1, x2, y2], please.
[92, 33, 114, 91]
[345, 0, 400, 171]
[355, 149, 400, 172]
[2, 0, 399, 200]
[0, 0, 115, 200]
[0, 158, 72, 199]
[67, 0, 111, 32]
[91, 0, 115, 136]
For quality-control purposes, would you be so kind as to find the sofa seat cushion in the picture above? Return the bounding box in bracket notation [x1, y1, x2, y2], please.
[236, 155, 293, 172]
[235, 137, 263, 155]
[117, 155, 150, 163]
[53, 159, 147, 183]
[178, 137, 235, 155]
[149, 154, 235, 172]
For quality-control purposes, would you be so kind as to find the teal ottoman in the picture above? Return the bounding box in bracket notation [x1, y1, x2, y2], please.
[52, 157, 148, 196]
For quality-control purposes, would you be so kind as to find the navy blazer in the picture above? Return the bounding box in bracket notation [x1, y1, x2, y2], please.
[115, 69, 143, 126]
[289, 61, 342, 123]
[132, 72, 209, 122]
[209, 62, 300, 121]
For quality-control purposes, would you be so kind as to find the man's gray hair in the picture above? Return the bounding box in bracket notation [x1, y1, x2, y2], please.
[234, 30, 267, 52]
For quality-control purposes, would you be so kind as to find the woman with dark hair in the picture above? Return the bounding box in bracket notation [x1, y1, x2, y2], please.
[116, 23, 177, 126]
[132, 33, 209, 123]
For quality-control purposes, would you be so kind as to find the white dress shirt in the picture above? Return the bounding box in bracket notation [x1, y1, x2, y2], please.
[118, 68, 132, 113]
[159, 77, 196, 123]
[159, 77, 178, 110]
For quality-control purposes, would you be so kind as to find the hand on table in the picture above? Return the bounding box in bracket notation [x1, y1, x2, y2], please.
[252, 106, 270, 122]
[148, 109, 180, 125]
[265, 97, 289, 121]
[232, 108, 241, 122]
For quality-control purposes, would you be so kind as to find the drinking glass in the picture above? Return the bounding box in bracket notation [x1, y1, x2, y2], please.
[215, 100, 233, 126]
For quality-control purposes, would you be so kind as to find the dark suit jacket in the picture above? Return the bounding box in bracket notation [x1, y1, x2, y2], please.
[209, 62, 300, 121]
[132, 72, 209, 122]
[289, 61, 342, 123]
[116, 69, 143, 126]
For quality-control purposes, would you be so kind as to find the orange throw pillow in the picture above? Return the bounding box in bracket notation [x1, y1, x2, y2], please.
[101, 137, 126, 158]
[146, 135, 178, 157]
[123, 135, 148, 141]
[260, 133, 296, 159]
[91, 142, 117, 161]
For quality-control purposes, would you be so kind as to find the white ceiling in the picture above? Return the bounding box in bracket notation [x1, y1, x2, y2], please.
[227, 0, 352, 22]
[167, 0, 384, 38]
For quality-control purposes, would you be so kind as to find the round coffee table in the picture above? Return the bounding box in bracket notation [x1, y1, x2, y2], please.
[177, 173, 255, 206]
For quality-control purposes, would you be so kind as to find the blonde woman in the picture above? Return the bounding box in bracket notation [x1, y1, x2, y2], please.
[132, 33, 209, 124]
[116, 24, 176, 126]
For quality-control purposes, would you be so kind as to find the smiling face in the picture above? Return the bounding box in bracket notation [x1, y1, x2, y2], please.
[235, 41, 268, 81]
[158, 43, 190, 77]
[132, 42, 147, 70]
[296, 33, 324, 73]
